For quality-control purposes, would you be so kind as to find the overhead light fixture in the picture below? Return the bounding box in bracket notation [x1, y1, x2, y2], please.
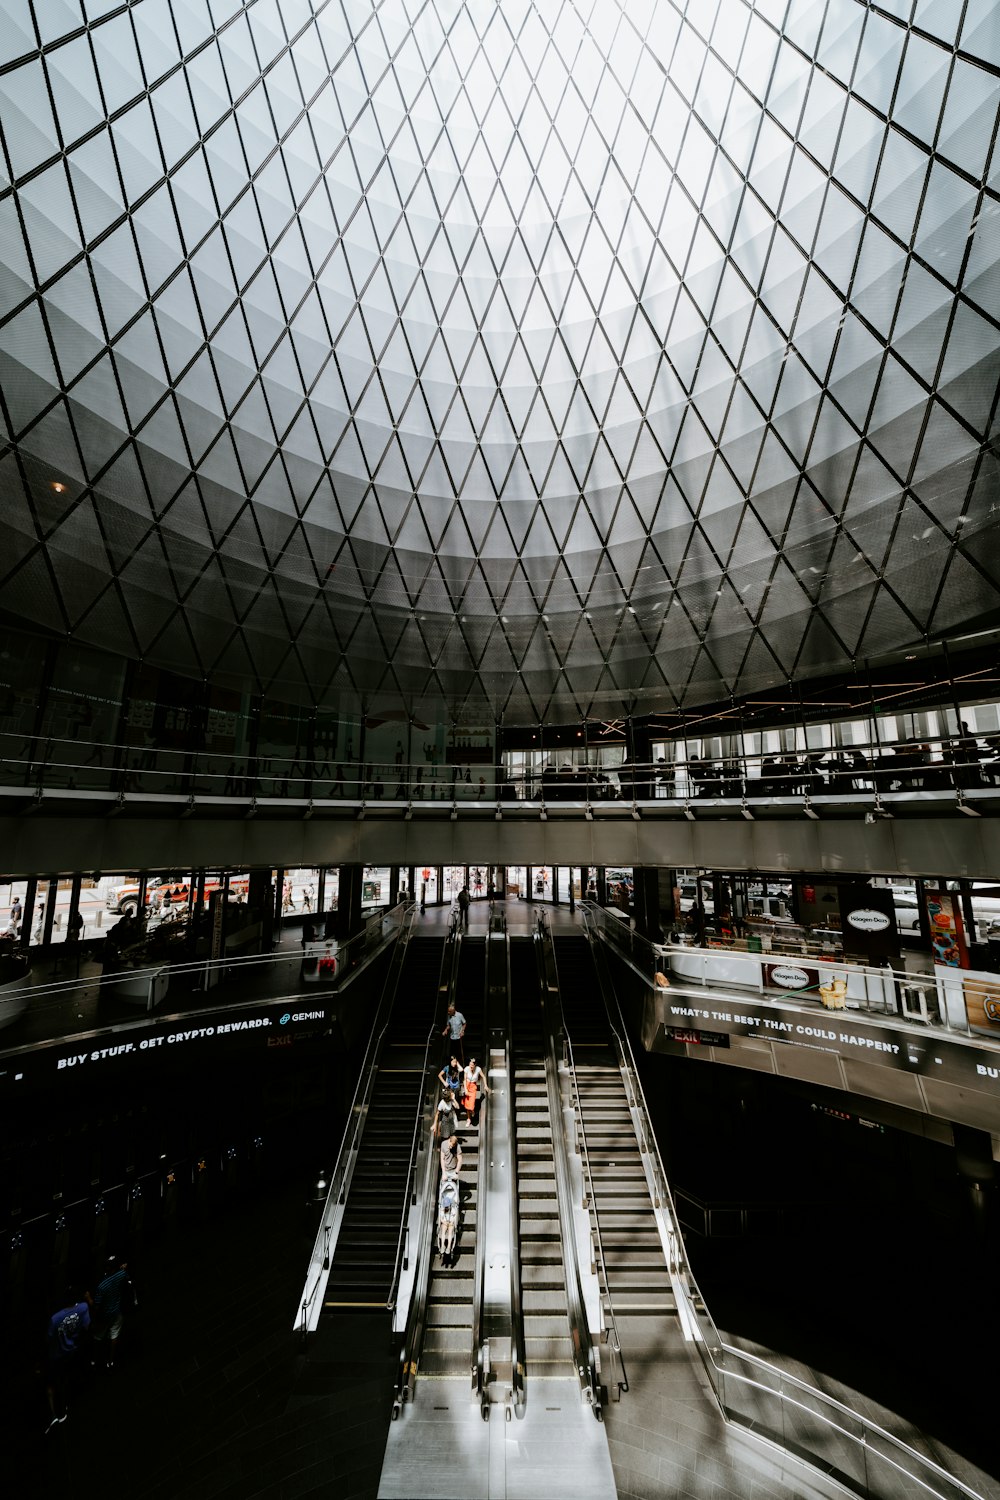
[181, 795, 196, 818]
[584, 806, 593, 821]
[741, 802, 754, 821]
[357, 803, 366, 821]
[539, 807, 547, 821]
[51, 481, 67, 494]
[303, 800, 314, 820]
[956, 796, 981, 818]
[450, 806, 458, 821]
[495, 807, 503, 821]
[631, 806, 641, 820]
[684, 804, 695, 821]
[804, 799, 819, 820]
[403, 805, 412, 820]
[244, 797, 257, 820]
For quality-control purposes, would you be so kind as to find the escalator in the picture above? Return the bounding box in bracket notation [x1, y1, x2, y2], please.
[509, 936, 577, 1378]
[323, 935, 446, 1309]
[420, 933, 486, 1376]
[454, 932, 485, 1063]
[554, 934, 674, 1319]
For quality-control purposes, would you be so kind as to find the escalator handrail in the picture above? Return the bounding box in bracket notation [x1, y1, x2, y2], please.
[532, 912, 603, 1417]
[581, 906, 725, 1364]
[300, 903, 415, 1334]
[391, 919, 469, 1404]
[386, 928, 457, 1314]
[476, 918, 526, 1414]
[549, 932, 629, 1399]
[468, 923, 492, 1407]
[392, 1061, 443, 1411]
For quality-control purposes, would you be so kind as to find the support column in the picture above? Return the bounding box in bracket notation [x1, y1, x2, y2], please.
[633, 867, 661, 941]
[953, 1124, 997, 1247]
[337, 865, 364, 939]
[248, 869, 272, 953]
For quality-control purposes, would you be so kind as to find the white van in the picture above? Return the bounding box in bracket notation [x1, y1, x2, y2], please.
[892, 891, 921, 931]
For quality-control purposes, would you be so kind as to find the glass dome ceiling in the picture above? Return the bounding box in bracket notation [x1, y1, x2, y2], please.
[1, 0, 999, 723]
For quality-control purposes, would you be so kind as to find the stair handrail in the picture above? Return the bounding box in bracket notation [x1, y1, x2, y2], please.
[581, 906, 725, 1349]
[470, 917, 503, 1412]
[298, 903, 415, 1335]
[392, 1068, 443, 1414]
[532, 911, 603, 1418]
[584, 909, 996, 1499]
[484, 917, 526, 1415]
[386, 927, 457, 1316]
[548, 929, 629, 1401]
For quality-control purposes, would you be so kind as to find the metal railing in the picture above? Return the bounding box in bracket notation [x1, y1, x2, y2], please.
[545, 917, 628, 1402]
[491, 914, 526, 1416]
[581, 908, 989, 1500]
[386, 931, 455, 1316]
[4, 728, 1000, 811]
[297, 905, 415, 1337]
[0, 904, 407, 1048]
[392, 931, 461, 1410]
[533, 912, 603, 1418]
[586, 902, 990, 1043]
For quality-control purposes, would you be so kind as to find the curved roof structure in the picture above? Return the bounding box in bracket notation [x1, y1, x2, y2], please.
[1, 0, 999, 722]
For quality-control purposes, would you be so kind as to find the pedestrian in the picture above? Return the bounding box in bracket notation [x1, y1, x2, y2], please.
[34, 902, 45, 943]
[91, 1253, 134, 1370]
[10, 895, 22, 928]
[461, 1056, 490, 1124]
[441, 1003, 466, 1064]
[282, 880, 293, 913]
[439, 1132, 462, 1178]
[45, 1285, 91, 1431]
[457, 885, 470, 931]
[303, 883, 314, 912]
[434, 1089, 460, 1141]
[438, 1054, 462, 1097]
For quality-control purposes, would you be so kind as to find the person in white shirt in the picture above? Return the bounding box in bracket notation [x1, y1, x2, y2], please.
[460, 1057, 490, 1123]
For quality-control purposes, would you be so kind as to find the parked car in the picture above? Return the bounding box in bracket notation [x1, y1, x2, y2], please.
[105, 874, 249, 916]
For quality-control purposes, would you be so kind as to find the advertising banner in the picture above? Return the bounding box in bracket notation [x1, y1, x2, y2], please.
[923, 888, 969, 969]
[1, 1002, 332, 1093]
[642, 988, 1000, 1099]
[963, 975, 1000, 1033]
[839, 883, 899, 960]
[763, 962, 820, 995]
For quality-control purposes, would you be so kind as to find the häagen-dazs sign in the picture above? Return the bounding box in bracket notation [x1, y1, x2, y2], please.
[769, 965, 812, 989]
[847, 908, 890, 933]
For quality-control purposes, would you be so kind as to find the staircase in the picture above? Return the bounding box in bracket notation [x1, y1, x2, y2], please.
[412, 931, 486, 1378]
[555, 935, 674, 1319]
[323, 936, 444, 1309]
[418, 1129, 479, 1376]
[509, 937, 576, 1377]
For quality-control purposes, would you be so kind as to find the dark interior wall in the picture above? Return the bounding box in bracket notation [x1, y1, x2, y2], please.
[641, 1050, 999, 1476]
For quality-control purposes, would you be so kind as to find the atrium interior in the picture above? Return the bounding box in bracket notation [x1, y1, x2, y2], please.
[1, 1, 999, 1496]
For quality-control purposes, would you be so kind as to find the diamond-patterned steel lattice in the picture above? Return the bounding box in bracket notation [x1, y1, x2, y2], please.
[1, 0, 999, 724]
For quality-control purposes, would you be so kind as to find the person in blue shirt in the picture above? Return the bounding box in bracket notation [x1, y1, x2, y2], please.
[45, 1286, 91, 1430]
